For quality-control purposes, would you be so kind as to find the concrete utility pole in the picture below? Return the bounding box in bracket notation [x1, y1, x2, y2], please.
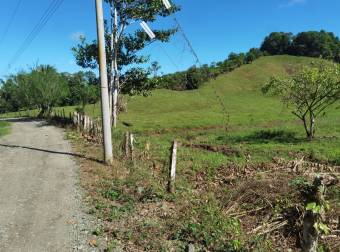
[95, 0, 113, 164]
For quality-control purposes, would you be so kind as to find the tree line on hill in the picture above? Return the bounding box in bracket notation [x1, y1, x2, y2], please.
[0, 66, 99, 116]
[155, 30, 340, 91]
[155, 48, 264, 90]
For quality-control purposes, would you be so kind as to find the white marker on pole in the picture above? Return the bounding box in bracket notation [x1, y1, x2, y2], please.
[162, 0, 172, 9]
[140, 21, 156, 40]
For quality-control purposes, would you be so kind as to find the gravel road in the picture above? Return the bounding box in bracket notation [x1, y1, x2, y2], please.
[0, 119, 93, 252]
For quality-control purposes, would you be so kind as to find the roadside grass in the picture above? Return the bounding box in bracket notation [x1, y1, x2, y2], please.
[0, 121, 11, 137]
[0, 109, 39, 119]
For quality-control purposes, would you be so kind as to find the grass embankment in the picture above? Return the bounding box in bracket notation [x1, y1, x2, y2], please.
[0, 121, 10, 138]
[63, 55, 339, 251]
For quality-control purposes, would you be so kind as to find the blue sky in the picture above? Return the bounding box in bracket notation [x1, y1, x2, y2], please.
[1, 0, 340, 78]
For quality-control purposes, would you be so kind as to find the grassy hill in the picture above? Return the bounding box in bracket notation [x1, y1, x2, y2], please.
[3, 55, 339, 163]
[82, 55, 322, 132]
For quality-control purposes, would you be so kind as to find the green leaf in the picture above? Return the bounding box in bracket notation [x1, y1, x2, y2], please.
[306, 202, 323, 214]
[306, 202, 317, 211]
[314, 222, 331, 235]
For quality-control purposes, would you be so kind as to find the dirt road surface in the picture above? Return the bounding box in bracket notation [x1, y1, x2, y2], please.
[0, 119, 92, 252]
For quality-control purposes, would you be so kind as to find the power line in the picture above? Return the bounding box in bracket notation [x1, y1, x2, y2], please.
[161, 0, 201, 67]
[0, 0, 23, 46]
[163, 2, 229, 130]
[159, 43, 180, 71]
[8, 0, 64, 67]
[173, 16, 201, 66]
[6, 0, 64, 70]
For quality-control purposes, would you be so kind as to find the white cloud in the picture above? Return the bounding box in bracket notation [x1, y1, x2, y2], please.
[70, 31, 85, 41]
[279, 0, 307, 8]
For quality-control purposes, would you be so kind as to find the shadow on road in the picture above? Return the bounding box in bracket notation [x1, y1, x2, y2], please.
[0, 117, 42, 123]
[1, 117, 65, 128]
[0, 143, 103, 164]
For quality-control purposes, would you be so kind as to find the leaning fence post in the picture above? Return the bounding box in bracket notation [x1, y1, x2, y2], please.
[77, 113, 81, 131]
[81, 114, 85, 131]
[84, 116, 88, 132]
[80, 114, 83, 126]
[86, 116, 90, 133]
[73, 112, 77, 125]
[144, 142, 150, 160]
[168, 140, 178, 193]
[125, 132, 130, 158]
[89, 118, 93, 135]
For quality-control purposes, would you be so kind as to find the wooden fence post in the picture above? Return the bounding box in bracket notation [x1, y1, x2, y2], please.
[130, 133, 135, 161]
[73, 112, 77, 125]
[144, 142, 150, 160]
[77, 113, 81, 131]
[188, 244, 195, 252]
[88, 117, 91, 134]
[168, 140, 178, 193]
[84, 116, 88, 132]
[125, 132, 130, 158]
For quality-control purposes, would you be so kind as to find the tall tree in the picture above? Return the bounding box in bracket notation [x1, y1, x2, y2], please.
[260, 32, 293, 55]
[291, 30, 340, 60]
[13, 65, 68, 117]
[65, 71, 99, 108]
[32, 65, 68, 117]
[72, 0, 179, 127]
[150, 61, 161, 77]
[0, 78, 21, 113]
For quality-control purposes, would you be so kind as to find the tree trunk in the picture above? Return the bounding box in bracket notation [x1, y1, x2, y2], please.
[302, 116, 311, 140]
[108, 75, 113, 116]
[302, 211, 318, 252]
[113, 76, 119, 128]
[302, 177, 328, 252]
[308, 111, 315, 141]
[302, 113, 316, 141]
[38, 105, 51, 118]
[112, 7, 119, 128]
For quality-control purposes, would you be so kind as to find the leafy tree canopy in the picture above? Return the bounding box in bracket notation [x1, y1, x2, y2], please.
[260, 32, 293, 55]
[72, 0, 180, 96]
[263, 61, 340, 140]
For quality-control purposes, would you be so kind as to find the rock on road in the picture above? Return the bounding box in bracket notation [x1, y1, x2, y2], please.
[0, 119, 90, 252]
